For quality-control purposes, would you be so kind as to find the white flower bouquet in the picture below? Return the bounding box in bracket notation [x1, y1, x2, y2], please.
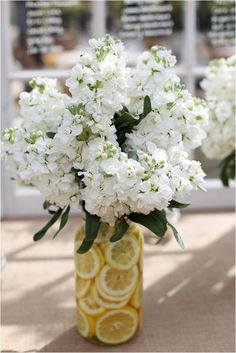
[2, 35, 208, 252]
[201, 56, 235, 186]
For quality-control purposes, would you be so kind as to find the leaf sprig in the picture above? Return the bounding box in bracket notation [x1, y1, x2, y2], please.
[33, 204, 70, 241]
[75, 207, 185, 253]
[35, 202, 185, 252]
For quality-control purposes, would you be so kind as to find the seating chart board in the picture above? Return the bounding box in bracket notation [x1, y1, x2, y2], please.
[208, 0, 235, 46]
[119, 0, 174, 39]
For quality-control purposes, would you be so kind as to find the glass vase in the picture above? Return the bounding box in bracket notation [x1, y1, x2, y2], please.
[74, 223, 143, 345]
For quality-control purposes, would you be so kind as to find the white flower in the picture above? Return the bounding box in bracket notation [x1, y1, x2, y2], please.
[19, 78, 68, 133]
[201, 56, 236, 160]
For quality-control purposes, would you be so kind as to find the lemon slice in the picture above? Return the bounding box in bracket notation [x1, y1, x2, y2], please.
[75, 244, 104, 280]
[94, 223, 116, 244]
[133, 225, 143, 250]
[76, 276, 91, 299]
[75, 226, 85, 242]
[132, 225, 143, 272]
[95, 277, 132, 302]
[98, 265, 138, 297]
[104, 233, 140, 271]
[76, 306, 95, 337]
[79, 289, 105, 317]
[139, 308, 143, 328]
[74, 240, 81, 253]
[95, 307, 138, 344]
[92, 285, 129, 309]
[139, 254, 143, 273]
[130, 277, 143, 309]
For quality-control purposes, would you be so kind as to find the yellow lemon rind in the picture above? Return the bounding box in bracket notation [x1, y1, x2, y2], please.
[104, 233, 140, 271]
[98, 264, 139, 297]
[76, 306, 95, 338]
[79, 290, 106, 317]
[95, 306, 138, 344]
[130, 277, 142, 309]
[75, 243, 104, 280]
[76, 277, 91, 299]
[92, 285, 129, 309]
[95, 277, 133, 302]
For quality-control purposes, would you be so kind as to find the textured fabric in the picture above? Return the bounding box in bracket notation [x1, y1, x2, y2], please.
[1, 212, 235, 352]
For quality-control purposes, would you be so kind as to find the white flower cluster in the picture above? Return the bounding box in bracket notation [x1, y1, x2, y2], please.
[66, 35, 127, 134]
[201, 56, 236, 159]
[2, 36, 208, 225]
[2, 79, 80, 208]
[126, 46, 208, 151]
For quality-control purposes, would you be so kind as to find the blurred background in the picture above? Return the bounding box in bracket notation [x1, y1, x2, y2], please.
[1, 0, 235, 218]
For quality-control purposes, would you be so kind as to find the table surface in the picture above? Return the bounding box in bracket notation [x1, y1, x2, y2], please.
[1, 212, 235, 352]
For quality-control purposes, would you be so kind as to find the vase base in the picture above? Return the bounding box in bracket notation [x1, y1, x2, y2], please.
[76, 324, 140, 346]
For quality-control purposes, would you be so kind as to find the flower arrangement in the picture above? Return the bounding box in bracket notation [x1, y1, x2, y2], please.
[2, 35, 208, 252]
[201, 56, 236, 186]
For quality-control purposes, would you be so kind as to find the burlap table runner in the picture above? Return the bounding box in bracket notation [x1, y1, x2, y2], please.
[1, 212, 235, 352]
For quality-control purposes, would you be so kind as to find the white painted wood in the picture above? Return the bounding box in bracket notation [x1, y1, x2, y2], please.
[189, 180, 235, 210]
[183, 0, 196, 94]
[91, 0, 106, 38]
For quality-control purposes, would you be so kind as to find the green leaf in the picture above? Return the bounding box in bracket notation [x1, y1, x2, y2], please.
[43, 200, 50, 210]
[46, 132, 56, 139]
[220, 166, 229, 187]
[115, 112, 139, 129]
[76, 126, 90, 142]
[128, 209, 167, 237]
[168, 222, 185, 249]
[166, 102, 175, 110]
[29, 79, 45, 93]
[127, 150, 138, 161]
[121, 106, 129, 113]
[85, 211, 101, 241]
[33, 208, 63, 241]
[77, 239, 94, 254]
[114, 98, 152, 148]
[110, 218, 129, 242]
[116, 128, 132, 146]
[219, 150, 235, 187]
[218, 150, 234, 167]
[53, 205, 70, 239]
[142, 95, 152, 119]
[168, 200, 190, 209]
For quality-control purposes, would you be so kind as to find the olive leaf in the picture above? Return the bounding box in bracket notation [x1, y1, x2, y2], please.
[142, 95, 152, 119]
[168, 200, 190, 209]
[219, 150, 235, 187]
[77, 239, 94, 254]
[128, 209, 167, 238]
[33, 208, 63, 241]
[53, 205, 71, 239]
[46, 132, 56, 139]
[110, 217, 129, 242]
[168, 222, 185, 249]
[85, 211, 101, 241]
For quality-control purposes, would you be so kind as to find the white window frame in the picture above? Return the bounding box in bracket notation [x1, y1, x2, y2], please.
[1, 0, 234, 218]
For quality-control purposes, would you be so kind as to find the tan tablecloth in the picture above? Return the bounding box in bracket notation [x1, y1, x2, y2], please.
[1, 212, 235, 352]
